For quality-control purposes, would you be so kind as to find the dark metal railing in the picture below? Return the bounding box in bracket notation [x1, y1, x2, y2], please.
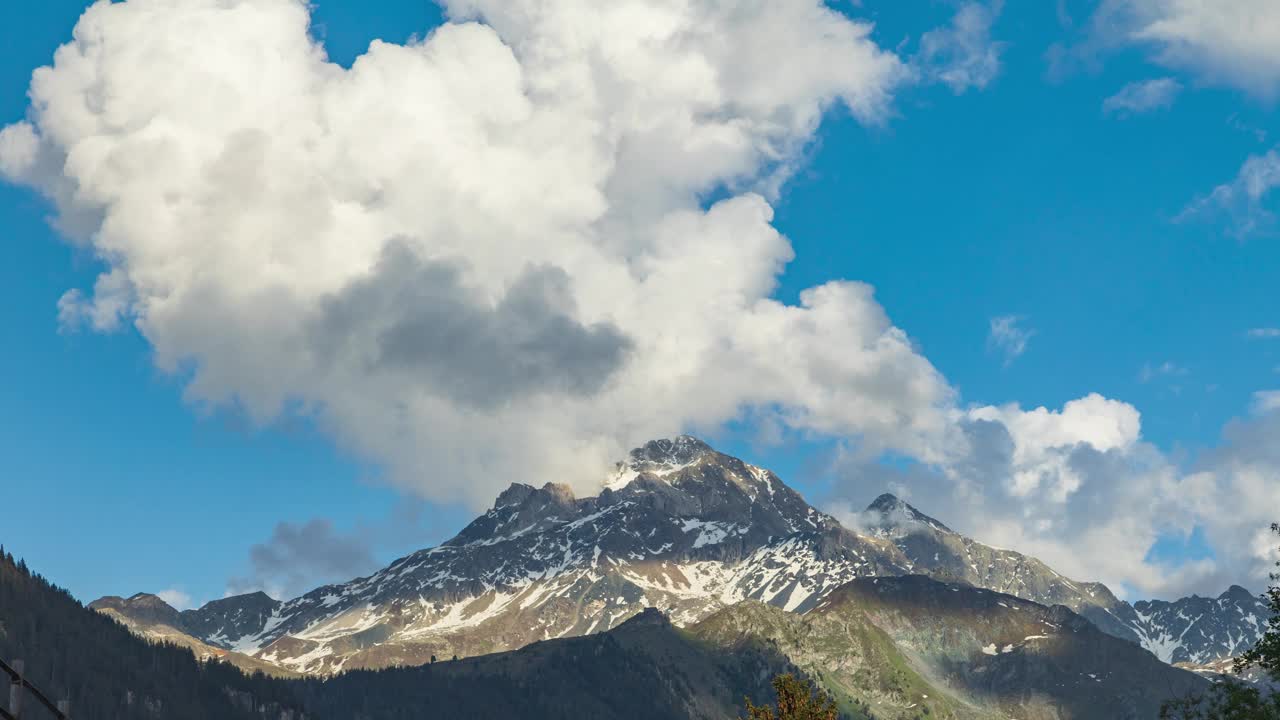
[0, 658, 70, 719]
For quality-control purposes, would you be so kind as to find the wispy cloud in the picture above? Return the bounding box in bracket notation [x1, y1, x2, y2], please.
[228, 519, 380, 601]
[1103, 77, 1182, 116]
[917, 1, 1006, 94]
[1179, 146, 1280, 238]
[1126, 0, 1280, 102]
[1138, 360, 1188, 383]
[1053, 0, 1280, 101]
[988, 315, 1034, 365]
[1228, 113, 1268, 144]
[1252, 390, 1280, 414]
[1247, 327, 1280, 339]
[156, 588, 194, 611]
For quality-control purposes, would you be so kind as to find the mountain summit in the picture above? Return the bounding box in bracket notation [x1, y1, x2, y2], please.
[864, 492, 954, 534]
[628, 435, 715, 468]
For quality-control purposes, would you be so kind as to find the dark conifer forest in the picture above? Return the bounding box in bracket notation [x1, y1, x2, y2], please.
[0, 548, 305, 719]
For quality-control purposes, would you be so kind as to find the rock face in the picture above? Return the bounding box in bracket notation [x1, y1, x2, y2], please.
[93, 436, 1271, 676]
[181, 591, 284, 650]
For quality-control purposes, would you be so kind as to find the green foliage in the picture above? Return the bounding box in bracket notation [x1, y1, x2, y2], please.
[1237, 523, 1280, 681]
[742, 673, 839, 720]
[1160, 681, 1280, 720]
[1162, 524, 1280, 720]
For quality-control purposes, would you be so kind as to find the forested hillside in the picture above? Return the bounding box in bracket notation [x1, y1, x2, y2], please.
[0, 548, 305, 719]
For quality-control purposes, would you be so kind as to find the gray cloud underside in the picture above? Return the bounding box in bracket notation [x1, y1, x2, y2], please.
[315, 242, 632, 409]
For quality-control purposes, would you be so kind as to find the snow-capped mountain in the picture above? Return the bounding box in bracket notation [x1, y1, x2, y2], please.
[184, 436, 911, 673]
[93, 436, 1271, 676]
[1129, 585, 1271, 664]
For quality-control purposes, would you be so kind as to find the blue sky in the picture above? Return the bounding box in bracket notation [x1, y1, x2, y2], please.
[1, 0, 1278, 608]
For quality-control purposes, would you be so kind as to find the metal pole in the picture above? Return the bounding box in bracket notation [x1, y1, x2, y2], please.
[7, 660, 22, 719]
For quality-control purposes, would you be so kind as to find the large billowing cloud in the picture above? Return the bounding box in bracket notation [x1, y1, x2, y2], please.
[0, 0, 953, 507]
[2, 0, 1275, 601]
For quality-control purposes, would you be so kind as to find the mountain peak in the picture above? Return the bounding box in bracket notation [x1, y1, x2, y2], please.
[126, 592, 175, 607]
[867, 493, 904, 512]
[91, 592, 183, 629]
[600, 435, 720, 493]
[629, 435, 713, 466]
[204, 590, 278, 606]
[865, 493, 953, 534]
[618, 607, 672, 629]
[495, 481, 576, 509]
[1221, 585, 1259, 604]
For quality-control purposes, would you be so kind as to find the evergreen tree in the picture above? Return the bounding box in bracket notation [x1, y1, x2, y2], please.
[0, 549, 305, 719]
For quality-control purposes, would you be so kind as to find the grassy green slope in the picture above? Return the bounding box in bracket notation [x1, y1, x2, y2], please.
[691, 600, 997, 720]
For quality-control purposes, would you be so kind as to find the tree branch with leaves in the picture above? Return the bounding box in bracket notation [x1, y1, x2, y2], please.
[1162, 523, 1280, 720]
[743, 673, 839, 720]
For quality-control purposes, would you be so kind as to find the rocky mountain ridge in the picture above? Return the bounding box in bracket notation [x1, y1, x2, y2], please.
[153, 436, 916, 673]
[0, 539, 1219, 720]
[300, 574, 1209, 720]
[89, 593, 295, 677]
[95, 436, 1272, 677]
[1130, 584, 1272, 664]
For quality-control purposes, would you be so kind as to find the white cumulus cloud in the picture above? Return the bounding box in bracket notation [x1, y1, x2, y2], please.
[0, 0, 948, 507]
[828, 392, 1280, 600]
